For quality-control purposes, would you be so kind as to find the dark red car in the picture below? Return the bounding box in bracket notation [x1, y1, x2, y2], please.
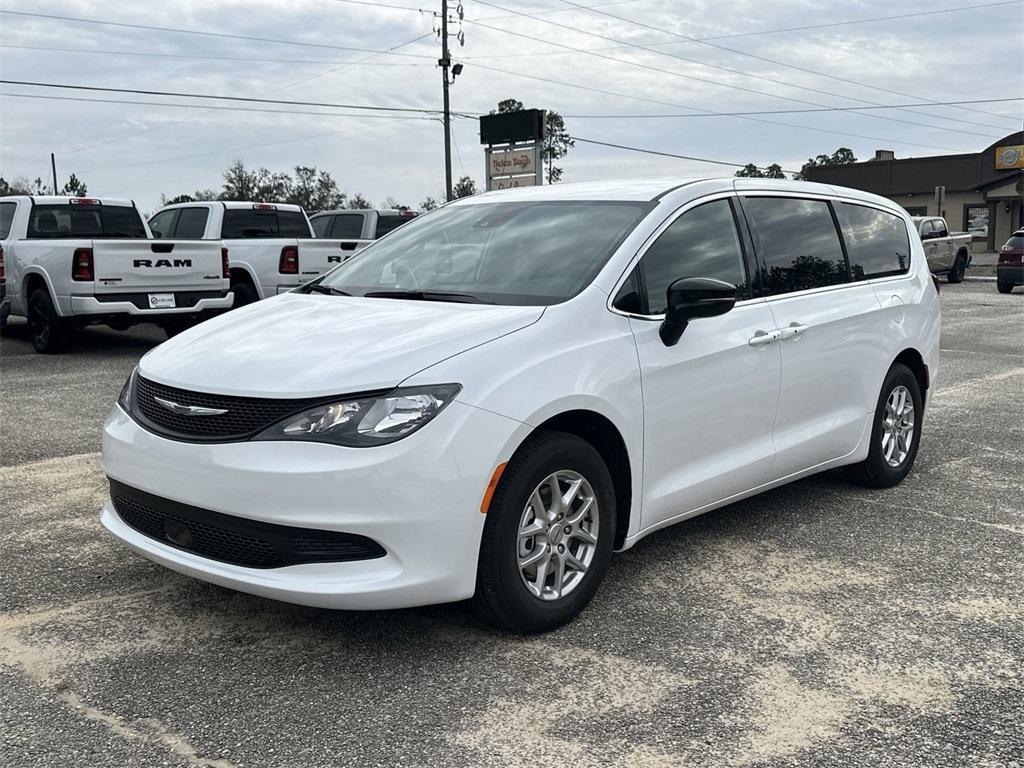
[997, 229, 1024, 294]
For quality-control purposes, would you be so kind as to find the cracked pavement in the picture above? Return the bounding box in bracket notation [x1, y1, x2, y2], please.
[1, 281, 1022, 767]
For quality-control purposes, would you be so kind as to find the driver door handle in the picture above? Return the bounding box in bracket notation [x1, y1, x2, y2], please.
[748, 329, 781, 347]
[778, 323, 809, 340]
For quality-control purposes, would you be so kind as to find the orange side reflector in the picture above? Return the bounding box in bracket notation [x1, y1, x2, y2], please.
[480, 462, 507, 514]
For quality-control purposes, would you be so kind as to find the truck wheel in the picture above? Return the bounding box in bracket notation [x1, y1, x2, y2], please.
[947, 254, 966, 283]
[473, 432, 616, 634]
[231, 280, 258, 308]
[997, 280, 1014, 294]
[27, 288, 73, 353]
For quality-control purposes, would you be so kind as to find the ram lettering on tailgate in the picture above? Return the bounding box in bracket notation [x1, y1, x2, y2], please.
[133, 259, 193, 268]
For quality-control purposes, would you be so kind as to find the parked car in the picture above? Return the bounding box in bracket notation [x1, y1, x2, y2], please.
[996, 229, 1023, 294]
[308, 208, 418, 254]
[911, 216, 972, 283]
[0, 201, 10, 332]
[148, 201, 355, 306]
[0, 196, 231, 352]
[101, 178, 939, 633]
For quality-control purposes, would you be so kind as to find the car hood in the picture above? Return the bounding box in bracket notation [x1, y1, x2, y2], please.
[139, 293, 544, 397]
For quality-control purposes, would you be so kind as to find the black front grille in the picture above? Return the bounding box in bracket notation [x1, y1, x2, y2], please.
[132, 376, 334, 441]
[109, 480, 386, 569]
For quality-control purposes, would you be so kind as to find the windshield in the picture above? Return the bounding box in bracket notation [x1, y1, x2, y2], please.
[316, 200, 652, 305]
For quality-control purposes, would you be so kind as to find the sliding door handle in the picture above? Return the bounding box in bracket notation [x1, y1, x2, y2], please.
[778, 323, 809, 340]
[748, 330, 781, 347]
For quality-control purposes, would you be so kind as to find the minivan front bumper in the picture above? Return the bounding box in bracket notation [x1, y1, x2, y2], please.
[100, 399, 523, 610]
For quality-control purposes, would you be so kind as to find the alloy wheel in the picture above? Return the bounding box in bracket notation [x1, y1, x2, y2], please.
[517, 470, 600, 601]
[881, 384, 915, 467]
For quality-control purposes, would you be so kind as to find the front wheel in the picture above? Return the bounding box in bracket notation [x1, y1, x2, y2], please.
[473, 432, 616, 634]
[997, 280, 1014, 294]
[850, 363, 923, 488]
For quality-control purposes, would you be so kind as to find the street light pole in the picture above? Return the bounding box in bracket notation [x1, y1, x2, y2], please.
[440, 0, 453, 201]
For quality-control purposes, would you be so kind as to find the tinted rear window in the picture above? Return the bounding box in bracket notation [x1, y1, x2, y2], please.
[743, 197, 848, 295]
[834, 203, 911, 279]
[331, 214, 364, 239]
[222, 209, 311, 238]
[174, 208, 209, 239]
[27, 204, 147, 239]
[0, 202, 15, 239]
[375, 213, 415, 238]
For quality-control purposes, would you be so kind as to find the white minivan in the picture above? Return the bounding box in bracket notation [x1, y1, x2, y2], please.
[100, 178, 940, 633]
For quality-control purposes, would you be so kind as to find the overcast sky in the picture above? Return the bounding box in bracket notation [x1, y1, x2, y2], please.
[1, 0, 1021, 211]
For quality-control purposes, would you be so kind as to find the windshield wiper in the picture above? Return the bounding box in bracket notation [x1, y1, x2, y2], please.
[305, 284, 351, 296]
[362, 290, 493, 304]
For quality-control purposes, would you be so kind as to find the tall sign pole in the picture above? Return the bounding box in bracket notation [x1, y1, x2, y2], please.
[51, 153, 58, 195]
[440, 0, 453, 201]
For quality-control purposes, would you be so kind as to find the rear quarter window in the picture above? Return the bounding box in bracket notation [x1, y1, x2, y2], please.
[834, 203, 911, 279]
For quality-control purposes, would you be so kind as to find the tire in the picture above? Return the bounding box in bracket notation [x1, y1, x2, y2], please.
[947, 254, 966, 283]
[231, 280, 258, 309]
[473, 431, 616, 634]
[997, 280, 1014, 294]
[850, 363, 923, 488]
[27, 288, 72, 353]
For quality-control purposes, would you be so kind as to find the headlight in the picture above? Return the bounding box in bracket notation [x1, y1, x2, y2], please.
[117, 367, 137, 412]
[253, 384, 461, 447]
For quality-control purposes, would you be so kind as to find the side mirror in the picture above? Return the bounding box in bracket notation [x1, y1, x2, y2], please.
[660, 277, 738, 346]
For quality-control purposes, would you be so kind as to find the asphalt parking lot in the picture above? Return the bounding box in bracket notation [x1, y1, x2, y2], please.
[1, 281, 1021, 768]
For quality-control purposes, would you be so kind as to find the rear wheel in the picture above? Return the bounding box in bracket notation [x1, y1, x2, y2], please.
[947, 253, 966, 283]
[28, 288, 73, 353]
[473, 432, 616, 634]
[850, 363, 923, 488]
[230, 279, 258, 309]
[997, 280, 1014, 294]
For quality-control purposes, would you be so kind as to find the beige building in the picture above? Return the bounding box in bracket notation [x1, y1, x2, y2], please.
[807, 131, 1023, 252]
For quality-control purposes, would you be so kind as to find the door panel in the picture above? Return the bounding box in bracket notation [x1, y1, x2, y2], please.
[767, 285, 882, 476]
[632, 302, 781, 528]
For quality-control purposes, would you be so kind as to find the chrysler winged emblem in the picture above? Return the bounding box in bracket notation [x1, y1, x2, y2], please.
[153, 396, 228, 417]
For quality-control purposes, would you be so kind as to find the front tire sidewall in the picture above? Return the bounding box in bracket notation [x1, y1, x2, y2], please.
[475, 433, 616, 633]
[947, 255, 965, 283]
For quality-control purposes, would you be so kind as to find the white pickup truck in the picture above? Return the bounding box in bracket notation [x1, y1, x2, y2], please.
[149, 201, 367, 306]
[0, 196, 231, 353]
[911, 216, 973, 283]
[309, 208, 418, 251]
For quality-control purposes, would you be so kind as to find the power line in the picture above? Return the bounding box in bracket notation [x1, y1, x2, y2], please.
[0, 92, 444, 121]
[554, 0, 1020, 125]
[0, 43, 431, 67]
[0, 9, 436, 59]
[0, 80, 449, 115]
[696, 0, 1024, 41]
[570, 136, 802, 175]
[561, 97, 1024, 119]
[472, 0, 1010, 137]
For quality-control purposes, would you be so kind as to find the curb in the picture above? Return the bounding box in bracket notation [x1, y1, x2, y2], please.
[964, 276, 997, 283]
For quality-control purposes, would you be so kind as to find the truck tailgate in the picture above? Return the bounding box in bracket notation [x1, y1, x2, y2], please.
[90, 240, 226, 294]
[298, 239, 371, 277]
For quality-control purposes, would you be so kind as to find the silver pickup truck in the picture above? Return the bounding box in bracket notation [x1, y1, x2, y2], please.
[912, 216, 972, 283]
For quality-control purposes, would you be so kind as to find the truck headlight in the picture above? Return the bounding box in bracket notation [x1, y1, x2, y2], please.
[253, 384, 461, 447]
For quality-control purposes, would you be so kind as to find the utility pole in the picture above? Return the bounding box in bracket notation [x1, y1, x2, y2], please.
[50, 153, 58, 195]
[440, 0, 453, 201]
